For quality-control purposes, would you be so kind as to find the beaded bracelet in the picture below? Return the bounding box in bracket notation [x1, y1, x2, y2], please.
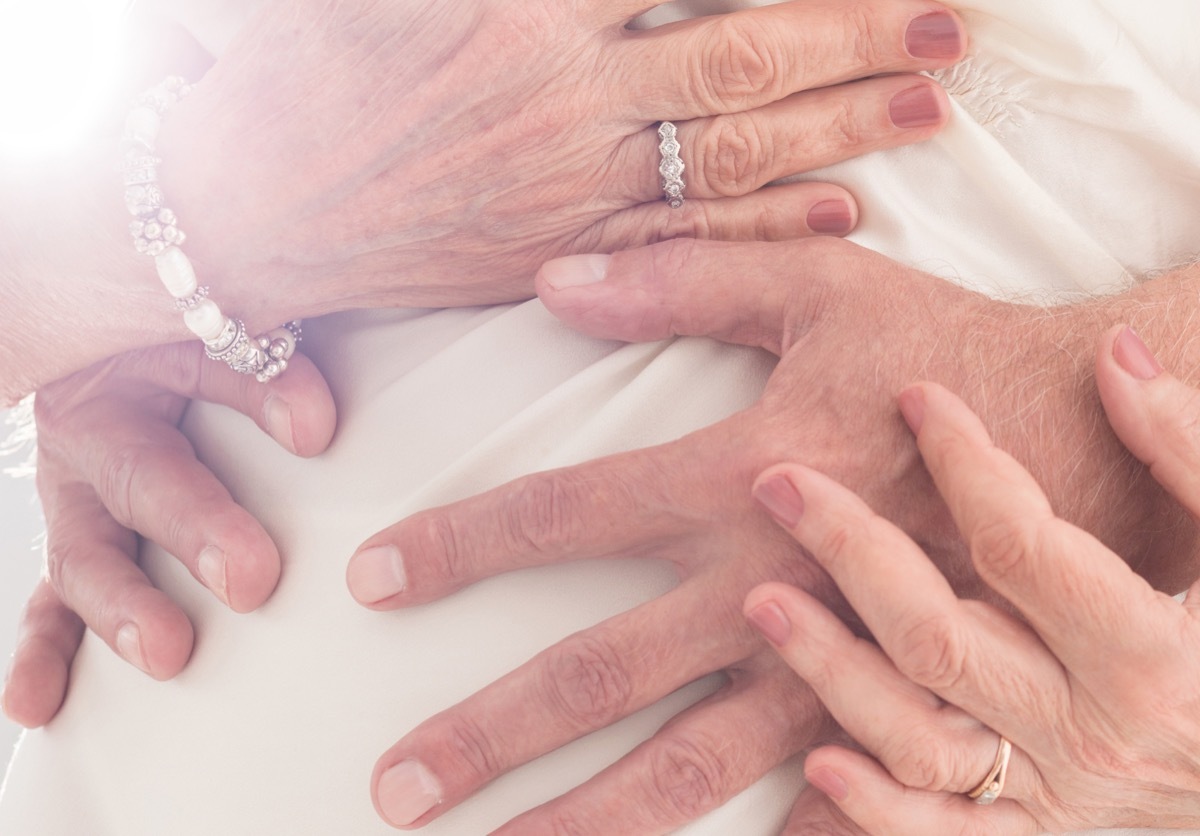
[120, 76, 300, 383]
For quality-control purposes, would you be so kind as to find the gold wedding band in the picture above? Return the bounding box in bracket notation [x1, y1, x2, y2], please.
[967, 736, 1012, 805]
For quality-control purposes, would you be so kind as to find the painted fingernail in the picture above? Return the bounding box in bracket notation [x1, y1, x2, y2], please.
[264, 395, 297, 453]
[753, 474, 805, 529]
[116, 623, 150, 675]
[539, 254, 611, 290]
[347, 545, 407, 604]
[1113, 326, 1163, 381]
[807, 200, 854, 235]
[378, 759, 444, 827]
[889, 85, 944, 129]
[807, 766, 850, 802]
[905, 11, 963, 60]
[746, 601, 793, 646]
[198, 546, 229, 605]
[898, 386, 926, 435]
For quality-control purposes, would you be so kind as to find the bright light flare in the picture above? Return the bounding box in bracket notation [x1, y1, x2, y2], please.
[0, 0, 130, 160]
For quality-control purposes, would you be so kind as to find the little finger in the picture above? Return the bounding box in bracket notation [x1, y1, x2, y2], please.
[781, 785, 867, 836]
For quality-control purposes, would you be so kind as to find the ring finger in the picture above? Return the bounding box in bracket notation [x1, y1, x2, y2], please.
[611, 74, 950, 203]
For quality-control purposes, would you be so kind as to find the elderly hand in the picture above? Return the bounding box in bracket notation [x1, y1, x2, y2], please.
[748, 326, 1200, 833]
[0, 343, 335, 728]
[160, 0, 964, 327]
[345, 238, 1200, 831]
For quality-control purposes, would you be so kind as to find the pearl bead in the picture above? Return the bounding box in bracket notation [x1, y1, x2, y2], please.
[155, 247, 198, 298]
[124, 107, 161, 148]
[183, 299, 227, 342]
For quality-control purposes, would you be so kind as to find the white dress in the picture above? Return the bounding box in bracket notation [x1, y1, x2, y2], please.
[4, 2, 1200, 833]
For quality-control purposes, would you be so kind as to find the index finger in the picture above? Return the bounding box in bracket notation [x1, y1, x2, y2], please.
[616, 0, 965, 121]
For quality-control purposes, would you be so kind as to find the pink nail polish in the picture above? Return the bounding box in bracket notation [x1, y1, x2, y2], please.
[889, 85, 944, 129]
[746, 602, 793, 647]
[754, 474, 805, 529]
[1113, 326, 1163, 381]
[807, 767, 850, 802]
[898, 387, 926, 435]
[807, 200, 853, 235]
[378, 760, 443, 827]
[904, 11, 963, 60]
[347, 545, 407, 604]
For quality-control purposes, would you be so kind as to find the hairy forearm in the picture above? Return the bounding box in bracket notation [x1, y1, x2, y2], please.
[979, 265, 1200, 592]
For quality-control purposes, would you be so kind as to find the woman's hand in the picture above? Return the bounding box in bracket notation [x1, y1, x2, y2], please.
[748, 326, 1200, 834]
[0, 343, 335, 727]
[162, 0, 964, 328]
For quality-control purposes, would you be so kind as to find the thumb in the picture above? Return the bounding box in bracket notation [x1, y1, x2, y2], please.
[534, 237, 869, 356]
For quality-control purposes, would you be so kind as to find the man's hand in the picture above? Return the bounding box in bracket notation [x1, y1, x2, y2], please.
[346, 237, 1198, 830]
[1, 342, 335, 727]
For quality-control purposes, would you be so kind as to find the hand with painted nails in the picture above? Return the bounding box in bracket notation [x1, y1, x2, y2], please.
[0, 343, 335, 728]
[747, 326, 1200, 834]
[347, 239, 1200, 831]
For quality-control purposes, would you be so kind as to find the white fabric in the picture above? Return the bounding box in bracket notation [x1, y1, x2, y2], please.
[3, 1, 1200, 833]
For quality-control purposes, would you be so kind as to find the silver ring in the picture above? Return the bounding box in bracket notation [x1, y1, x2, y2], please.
[658, 122, 685, 209]
[967, 736, 1012, 805]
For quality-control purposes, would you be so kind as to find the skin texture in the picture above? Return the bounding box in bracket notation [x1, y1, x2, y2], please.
[748, 328, 1200, 833]
[0, 0, 963, 404]
[343, 239, 1200, 831]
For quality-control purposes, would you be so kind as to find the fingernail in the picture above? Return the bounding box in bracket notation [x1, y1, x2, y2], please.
[753, 474, 805, 529]
[807, 766, 850, 802]
[746, 601, 792, 647]
[889, 85, 944, 129]
[347, 545, 407, 604]
[539, 254, 610, 290]
[898, 387, 926, 435]
[116, 623, 150, 675]
[905, 11, 963, 60]
[198, 546, 229, 605]
[264, 395, 297, 453]
[807, 200, 854, 235]
[378, 759, 443, 827]
[1113, 326, 1163, 381]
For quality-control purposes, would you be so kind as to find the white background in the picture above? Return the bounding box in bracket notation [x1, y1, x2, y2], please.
[0, 408, 47, 778]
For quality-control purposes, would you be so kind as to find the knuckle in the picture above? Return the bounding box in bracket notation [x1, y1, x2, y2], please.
[840, 3, 887, 70]
[501, 472, 588, 557]
[441, 713, 506, 784]
[545, 811, 592, 836]
[700, 113, 768, 196]
[540, 633, 633, 729]
[647, 734, 730, 821]
[826, 99, 865, 153]
[410, 512, 472, 586]
[700, 18, 781, 108]
[889, 735, 959, 792]
[970, 516, 1041, 584]
[95, 444, 143, 527]
[893, 611, 967, 690]
[658, 201, 716, 243]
